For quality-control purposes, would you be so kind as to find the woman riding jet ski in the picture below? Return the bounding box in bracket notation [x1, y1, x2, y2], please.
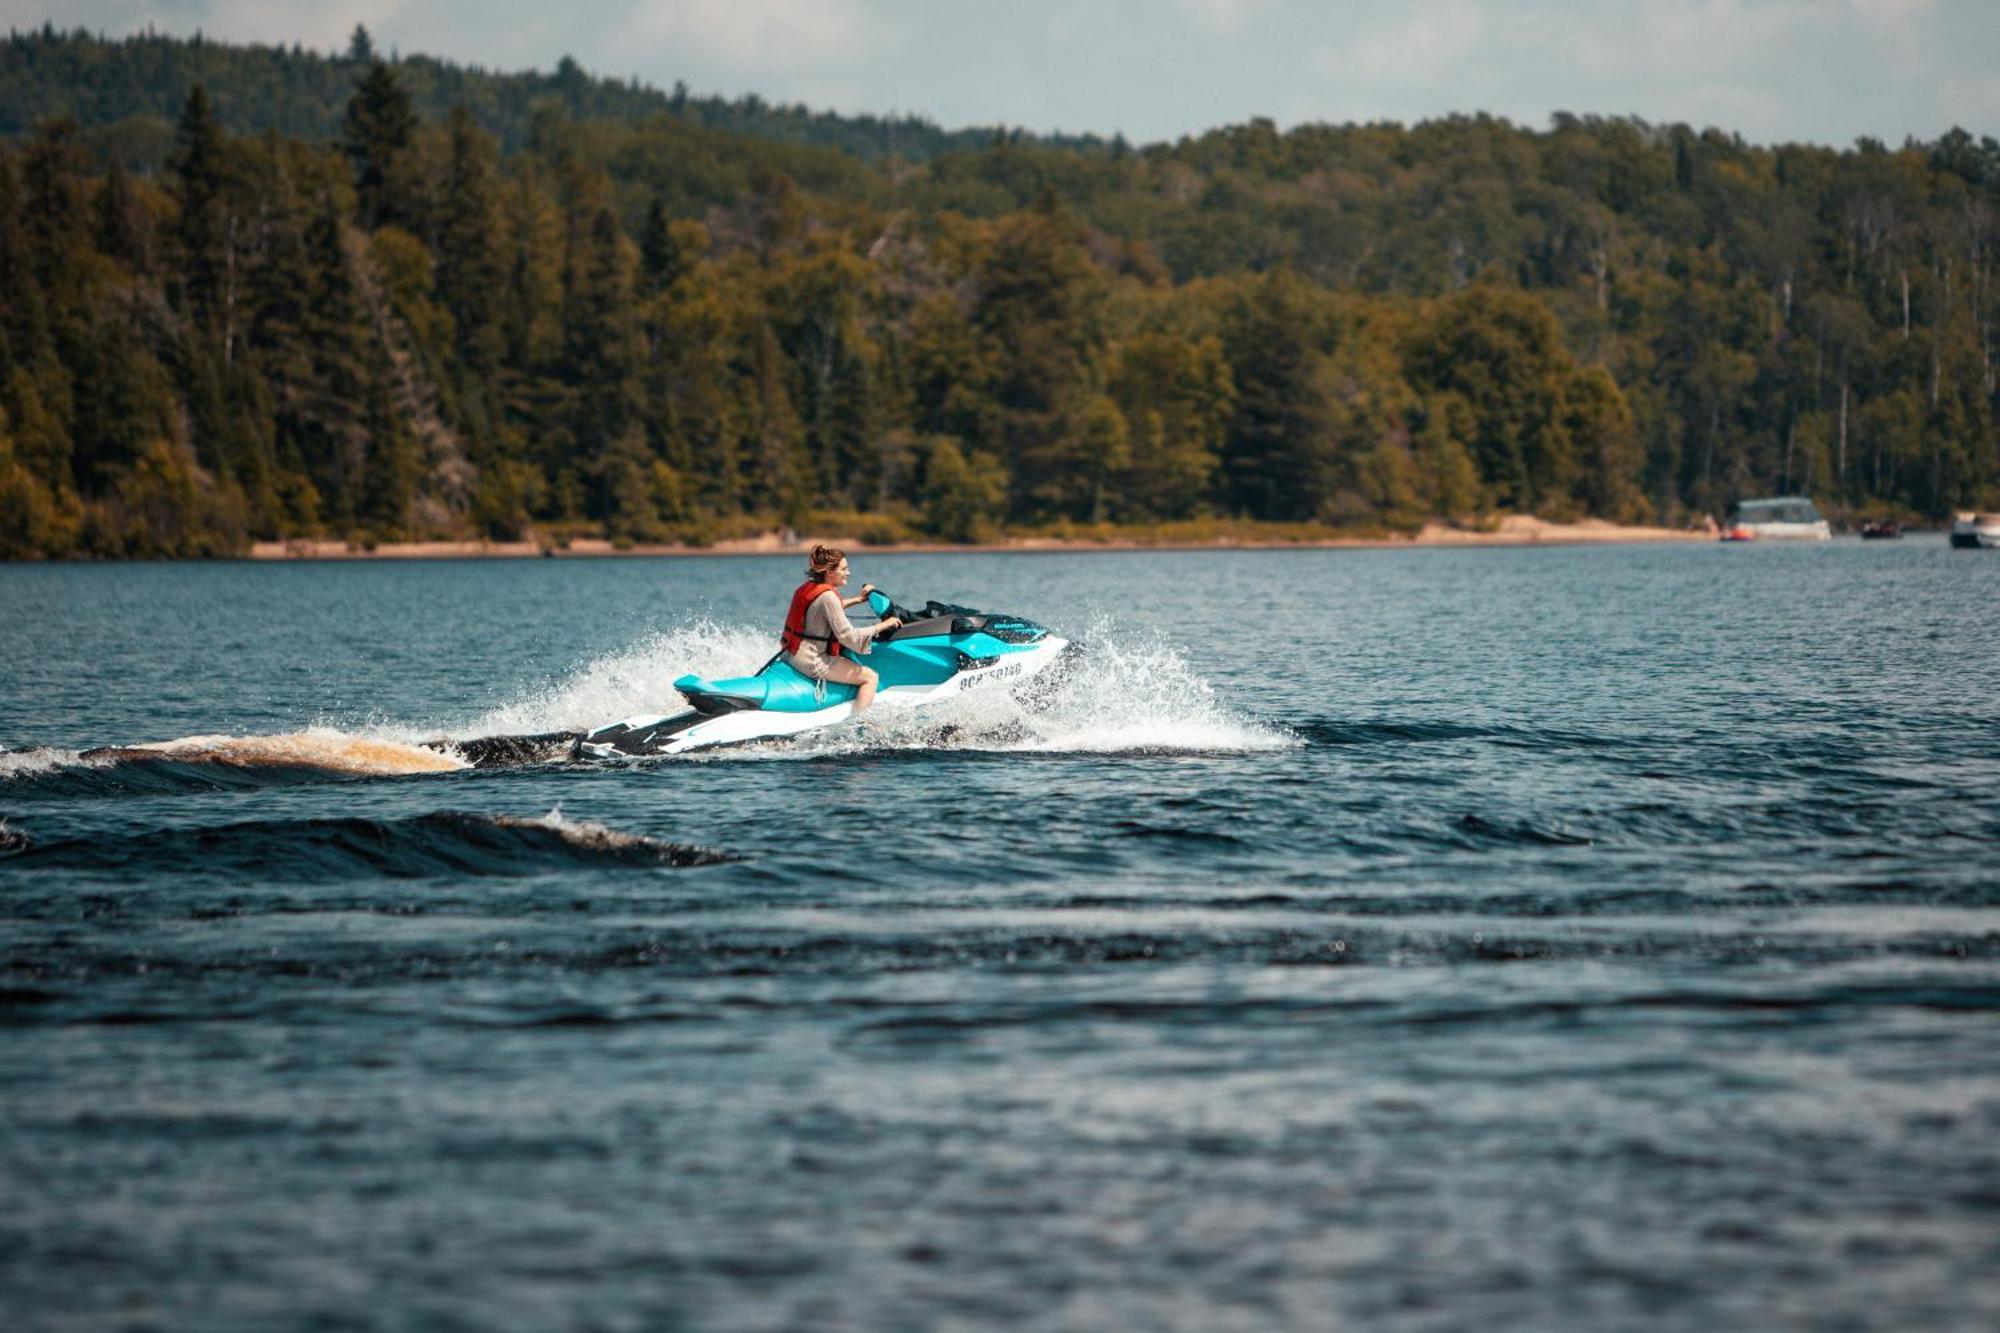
[576, 547, 1074, 759]
[780, 545, 902, 712]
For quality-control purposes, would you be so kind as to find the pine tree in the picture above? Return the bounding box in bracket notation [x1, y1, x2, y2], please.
[436, 106, 504, 373]
[343, 61, 416, 230]
[94, 159, 152, 274]
[1218, 272, 1336, 520]
[169, 84, 228, 330]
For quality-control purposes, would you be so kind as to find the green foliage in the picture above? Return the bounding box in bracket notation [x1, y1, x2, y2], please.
[923, 438, 1007, 542]
[343, 61, 415, 230]
[0, 403, 81, 556]
[3, 28, 1998, 559]
[1, 28, 1110, 164]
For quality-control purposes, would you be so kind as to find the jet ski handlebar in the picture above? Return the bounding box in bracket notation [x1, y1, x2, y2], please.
[865, 587, 921, 641]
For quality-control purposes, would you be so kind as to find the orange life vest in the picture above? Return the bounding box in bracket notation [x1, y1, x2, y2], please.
[780, 580, 842, 657]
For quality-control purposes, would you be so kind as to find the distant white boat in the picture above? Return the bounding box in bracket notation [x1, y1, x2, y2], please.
[1949, 512, 2000, 549]
[1721, 497, 1831, 542]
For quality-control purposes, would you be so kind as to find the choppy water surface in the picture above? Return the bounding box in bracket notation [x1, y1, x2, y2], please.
[3, 543, 1997, 1330]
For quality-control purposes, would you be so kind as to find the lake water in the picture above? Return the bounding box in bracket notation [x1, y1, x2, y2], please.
[3, 542, 1997, 1330]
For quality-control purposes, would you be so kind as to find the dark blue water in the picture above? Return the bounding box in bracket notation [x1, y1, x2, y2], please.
[3, 543, 1998, 1330]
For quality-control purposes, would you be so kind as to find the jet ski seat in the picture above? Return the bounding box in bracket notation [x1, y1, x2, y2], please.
[674, 659, 858, 715]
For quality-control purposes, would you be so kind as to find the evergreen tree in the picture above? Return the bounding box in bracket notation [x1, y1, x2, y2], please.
[94, 159, 151, 273]
[1218, 272, 1336, 520]
[169, 84, 229, 329]
[436, 106, 504, 374]
[344, 61, 416, 230]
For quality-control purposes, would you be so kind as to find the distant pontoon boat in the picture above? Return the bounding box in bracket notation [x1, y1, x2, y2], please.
[1720, 497, 1831, 542]
[1949, 512, 2000, 549]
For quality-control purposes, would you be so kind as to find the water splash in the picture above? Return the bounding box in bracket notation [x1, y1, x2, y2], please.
[1007, 621, 1296, 754]
[0, 747, 100, 782]
[459, 619, 774, 737]
[684, 617, 1296, 760]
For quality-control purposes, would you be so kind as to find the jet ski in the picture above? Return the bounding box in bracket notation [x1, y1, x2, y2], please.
[577, 589, 1075, 759]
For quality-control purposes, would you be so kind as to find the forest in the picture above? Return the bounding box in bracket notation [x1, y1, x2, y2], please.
[2, 25, 1996, 558]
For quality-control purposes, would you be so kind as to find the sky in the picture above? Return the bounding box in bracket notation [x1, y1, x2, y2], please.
[11, 0, 1999, 148]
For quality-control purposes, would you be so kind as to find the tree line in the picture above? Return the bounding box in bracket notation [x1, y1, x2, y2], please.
[1, 31, 1996, 558]
[1, 26, 1107, 166]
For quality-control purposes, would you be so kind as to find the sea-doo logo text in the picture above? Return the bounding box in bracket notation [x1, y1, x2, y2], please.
[960, 662, 1024, 691]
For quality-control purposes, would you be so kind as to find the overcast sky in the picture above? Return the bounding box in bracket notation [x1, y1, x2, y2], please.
[11, 0, 1998, 148]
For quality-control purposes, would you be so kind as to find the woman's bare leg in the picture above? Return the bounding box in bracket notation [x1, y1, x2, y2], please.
[817, 655, 877, 712]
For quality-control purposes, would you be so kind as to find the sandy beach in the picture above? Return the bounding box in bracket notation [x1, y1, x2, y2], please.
[246, 515, 1711, 560]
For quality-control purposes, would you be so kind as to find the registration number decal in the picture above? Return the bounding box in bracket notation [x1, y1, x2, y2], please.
[960, 661, 1025, 691]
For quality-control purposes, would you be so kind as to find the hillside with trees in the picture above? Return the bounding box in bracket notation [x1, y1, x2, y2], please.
[2, 27, 1996, 558]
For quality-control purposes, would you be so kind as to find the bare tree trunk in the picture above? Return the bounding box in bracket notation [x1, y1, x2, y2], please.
[1837, 379, 1848, 491]
[1702, 400, 1718, 495]
[351, 227, 474, 511]
[223, 212, 239, 368]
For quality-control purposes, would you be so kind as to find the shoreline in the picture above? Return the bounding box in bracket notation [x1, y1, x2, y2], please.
[245, 516, 1713, 561]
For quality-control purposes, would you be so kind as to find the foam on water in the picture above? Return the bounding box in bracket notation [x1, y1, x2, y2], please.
[497, 804, 657, 853]
[1, 731, 465, 790]
[127, 729, 468, 774]
[0, 747, 100, 781]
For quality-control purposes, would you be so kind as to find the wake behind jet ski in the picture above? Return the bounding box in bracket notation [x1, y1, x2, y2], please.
[577, 589, 1074, 759]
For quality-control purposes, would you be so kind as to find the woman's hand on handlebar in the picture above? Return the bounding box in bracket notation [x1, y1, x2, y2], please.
[878, 616, 902, 632]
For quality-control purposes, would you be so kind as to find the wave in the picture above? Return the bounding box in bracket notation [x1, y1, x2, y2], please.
[0, 807, 734, 879]
[1293, 718, 1629, 750]
[1, 745, 106, 783]
[122, 731, 469, 774]
[1, 729, 470, 795]
[1445, 812, 1594, 848]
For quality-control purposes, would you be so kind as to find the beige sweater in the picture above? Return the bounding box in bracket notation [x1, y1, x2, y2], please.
[786, 589, 890, 677]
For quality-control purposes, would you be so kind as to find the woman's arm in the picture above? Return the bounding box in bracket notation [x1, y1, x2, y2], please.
[814, 590, 898, 654]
